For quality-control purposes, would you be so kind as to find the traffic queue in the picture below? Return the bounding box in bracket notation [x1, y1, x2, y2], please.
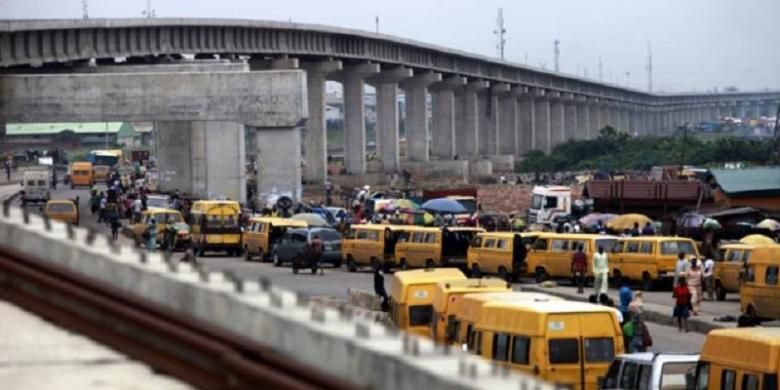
[386, 267, 780, 390]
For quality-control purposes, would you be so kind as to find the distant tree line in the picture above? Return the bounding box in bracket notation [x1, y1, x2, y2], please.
[518, 126, 774, 172]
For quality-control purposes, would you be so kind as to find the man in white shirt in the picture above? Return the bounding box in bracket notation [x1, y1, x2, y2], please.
[132, 197, 143, 223]
[593, 246, 609, 296]
[673, 252, 689, 288]
[703, 257, 715, 301]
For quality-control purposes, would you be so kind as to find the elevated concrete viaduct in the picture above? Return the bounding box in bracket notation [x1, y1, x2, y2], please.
[0, 69, 307, 202]
[1, 18, 779, 186]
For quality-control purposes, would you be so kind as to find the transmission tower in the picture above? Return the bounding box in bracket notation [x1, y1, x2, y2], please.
[82, 0, 89, 19]
[494, 8, 506, 60]
[142, 0, 156, 18]
[553, 40, 560, 72]
[646, 42, 653, 92]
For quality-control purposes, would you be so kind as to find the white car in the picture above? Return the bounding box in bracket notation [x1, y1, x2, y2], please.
[600, 353, 699, 390]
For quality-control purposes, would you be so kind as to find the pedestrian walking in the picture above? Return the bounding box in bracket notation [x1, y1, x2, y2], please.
[4, 159, 11, 181]
[686, 258, 703, 315]
[703, 256, 715, 301]
[146, 218, 157, 251]
[132, 196, 143, 223]
[373, 268, 389, 312]
[109, 209, 120, 240]
[629, 305, 651, 352]
[618, 284, 633, 322]
[571, 244, 587, 294]
[592, 246, 609, 296]
[310, 234, 324, 275]
[673, 277, 692, 332]
[673, 252, 689, 288]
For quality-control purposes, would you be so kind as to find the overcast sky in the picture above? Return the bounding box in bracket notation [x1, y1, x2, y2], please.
[4, 0, 779, 93]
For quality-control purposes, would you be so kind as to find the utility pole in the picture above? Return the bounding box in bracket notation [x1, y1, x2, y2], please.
[494, 8, 506, 60]
[646, 42, 653, 92]
[142, 0, 155, 18]
[770, 101, 780, 164]
[625, 72, 631, 87]
[553, 40, 560, 72]
[375, 16, 379, 33]
[81, 0, 88, 19]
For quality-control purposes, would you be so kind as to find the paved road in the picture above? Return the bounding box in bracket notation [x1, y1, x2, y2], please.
[28, 186, 708, 354]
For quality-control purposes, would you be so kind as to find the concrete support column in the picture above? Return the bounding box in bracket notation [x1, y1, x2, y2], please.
[401, 72, 442, 161]
[254, 126, 302, 201]
[498, 87, 520, 155]
[340, 63, 380, 174]
[589, 102, 601, 137]
[574, 97, 589, 140]
[455, 80, 489, 157]
[478, 83, 509, 155]
[563, 95, 577, 141]
[518, 96, 535, 155]
[549, 92, 565, 148]
[300, 60, 342, 183]
[621, 107, 630, 131]
[429, 76, 465, 160]
[752, 104, 761, 119]
[368, 66, 413, 172]
[533, 88, 551, 152]
[157, 121, 246, 202]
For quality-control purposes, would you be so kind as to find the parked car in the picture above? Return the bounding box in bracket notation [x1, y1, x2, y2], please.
[272, 227, 343, 271]
[600, 352, 698, 390]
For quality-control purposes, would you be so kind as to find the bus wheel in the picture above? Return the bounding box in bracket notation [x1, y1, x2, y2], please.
[470, 264, 481, 278]
[346, 256, 357, 273]
[425, 259, 435, 269]
[641, 272, 654, 291]
[715, 281, 726, 301]
[399, 259, 409, 270]
[498, 266, 509, 282]
[534, 267, 547, 283]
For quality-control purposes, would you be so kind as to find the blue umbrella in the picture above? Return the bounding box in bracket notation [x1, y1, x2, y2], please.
[421, 198, 467, 214]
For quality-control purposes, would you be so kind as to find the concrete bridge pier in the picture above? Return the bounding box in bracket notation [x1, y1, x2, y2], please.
[533, 88, 551, 152]
[337, 63, 380, 175]
[563, 94, 577, 141]
[498, 86, 523, 156]
[300, 60, 342, 183]
[478, 83, 507, 155]
[549, 92, 565, 148]
[367, 66, 413, 172]
[430, 76, 466, 160]
[401, 72, 441, 162]
[576, 96, 591, 140]
[455, 80, 488, 157]
[253, 126, 303, 202]
[518, 93, 536, 155]
[156, 121, 246, 202]
[589, 99, 602, 137]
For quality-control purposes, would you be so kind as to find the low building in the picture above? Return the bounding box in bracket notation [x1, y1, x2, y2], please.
[2, 122, 129, 151]
[707, 167, 780, 210]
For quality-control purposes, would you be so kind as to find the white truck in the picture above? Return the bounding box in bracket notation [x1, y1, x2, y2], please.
[21, 170, 50, 205]
[526, 185, 572, 226]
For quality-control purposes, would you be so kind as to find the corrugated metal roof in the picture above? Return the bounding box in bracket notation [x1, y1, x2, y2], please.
[710, 167, 780, 196]
[6, 122, 125, 135]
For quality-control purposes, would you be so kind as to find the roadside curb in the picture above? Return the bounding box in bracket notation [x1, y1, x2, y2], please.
[519, 285, 732, 335]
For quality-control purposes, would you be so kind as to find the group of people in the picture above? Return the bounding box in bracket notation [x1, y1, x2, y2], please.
[671, 253, 715, 332]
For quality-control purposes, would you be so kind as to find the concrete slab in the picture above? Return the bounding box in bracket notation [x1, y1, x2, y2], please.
[0, 301, 189, 390]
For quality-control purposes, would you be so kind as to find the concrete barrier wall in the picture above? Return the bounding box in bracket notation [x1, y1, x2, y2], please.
[0, 208, 553, 390]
